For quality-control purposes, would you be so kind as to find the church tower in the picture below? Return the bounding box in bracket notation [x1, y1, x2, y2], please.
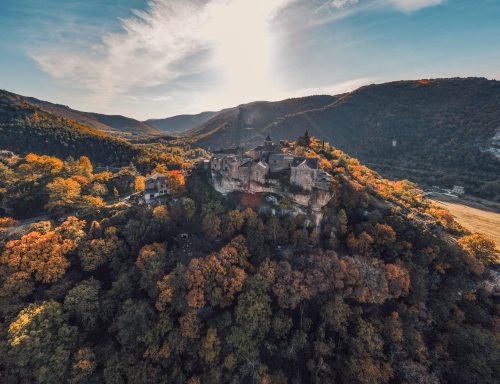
[265, 135, 273, 147]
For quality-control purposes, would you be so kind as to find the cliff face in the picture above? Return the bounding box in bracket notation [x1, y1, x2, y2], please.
[211, 170, 334, 227]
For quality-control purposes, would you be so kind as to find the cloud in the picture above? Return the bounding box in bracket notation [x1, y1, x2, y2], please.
[287, 0, 444, 31]
[30, 0, 445, 110]
[31, 0, 291, 103]
[325, 0, 360, 9]
[387, 0, 445, 12]
[32, 0, 215, 101]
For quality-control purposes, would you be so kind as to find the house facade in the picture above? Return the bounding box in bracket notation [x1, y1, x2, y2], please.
[144, 173, 168, 202]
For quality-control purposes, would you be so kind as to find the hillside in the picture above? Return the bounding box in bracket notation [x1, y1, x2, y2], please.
[146, 111, 218, 133]
[24, 95, 161, 136]
[186, 95, 337, 149]
[0, 136, 498, 383]
[187, 78, 500, 201]
[0, 90, 139, 165]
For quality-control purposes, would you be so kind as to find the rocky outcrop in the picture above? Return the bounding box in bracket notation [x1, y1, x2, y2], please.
[211, 170, 334, 227]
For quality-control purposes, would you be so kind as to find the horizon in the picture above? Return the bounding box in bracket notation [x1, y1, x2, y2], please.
[1, 0, 500, 120]
[2, 75, 498, 122]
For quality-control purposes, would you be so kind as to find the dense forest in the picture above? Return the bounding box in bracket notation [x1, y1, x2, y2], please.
[1, 135, 498, 384]
[0, 90, 140, 165]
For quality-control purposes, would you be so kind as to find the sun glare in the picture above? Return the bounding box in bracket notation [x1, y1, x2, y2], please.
[203, 0, 284, 102]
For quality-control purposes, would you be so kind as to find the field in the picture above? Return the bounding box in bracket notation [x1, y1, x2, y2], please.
[432, 196, 500, 250]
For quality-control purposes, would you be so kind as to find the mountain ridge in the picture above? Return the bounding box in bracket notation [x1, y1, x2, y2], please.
[146, 111, 219, 133]
[185, 77, 500, 200]
[0, 90, 139, 165]
[21, 94, 162, 136]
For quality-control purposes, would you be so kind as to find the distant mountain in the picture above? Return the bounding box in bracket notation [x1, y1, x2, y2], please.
[185, 95, 337, 149]
[0, 90, 139, 165]
[146, 111, 218, 133]
[186, 78, 500, 200]
[24, 95, 161, 136]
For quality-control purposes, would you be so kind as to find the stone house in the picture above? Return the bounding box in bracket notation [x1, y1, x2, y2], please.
[247, 136, 281, 160]
[144, 173, 168, 202]
[290, 157, 319, 191]
[268, 153, 295, 173]
[251, 161, 269, 184]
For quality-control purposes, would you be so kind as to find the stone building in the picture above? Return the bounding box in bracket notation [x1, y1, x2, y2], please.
[268, 153, 295, 173]
[290, 157, 319, 191]
[246, 136, 281, 160]
[144, 173, 168, 202]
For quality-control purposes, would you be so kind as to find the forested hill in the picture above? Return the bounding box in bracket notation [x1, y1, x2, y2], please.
[0, 90, 139, 165]
[146, 111, 219, 133]
[0, 135, 498, 383]
[23, 95, 162, 136]
[185, 95, 337, 148]
[187, 78, 500, 201]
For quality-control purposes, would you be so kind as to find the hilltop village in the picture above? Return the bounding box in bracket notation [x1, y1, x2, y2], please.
[208, 133, 335, 212]
[142, 133, 336, 214]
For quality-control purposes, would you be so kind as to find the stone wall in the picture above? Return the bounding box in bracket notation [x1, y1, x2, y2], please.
[291, 167, 315, 191]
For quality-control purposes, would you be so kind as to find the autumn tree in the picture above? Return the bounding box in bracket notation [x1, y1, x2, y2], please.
[69, 347, 97, 384]
[165, 170, 185, 196]
[7, 301, 77, 384]
[199, 327, 221, 365]
[78, 228, 125, 272]
[136, 242, 168, 297]
[64, 278, 101, 330]
[45, 177, 81, 213]
[22, 153, 63, 176]
[185, 236, 249, 309]
[135, 175, 145, 192]
[0, 217, 84, 283]
[201, 202, 222, 239]
[458, 233, 498, 265]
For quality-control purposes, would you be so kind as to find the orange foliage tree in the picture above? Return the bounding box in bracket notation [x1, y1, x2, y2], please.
[0, 217, 85, 283]
[165, 170, 185, 196]
[183, 236, 249, 309]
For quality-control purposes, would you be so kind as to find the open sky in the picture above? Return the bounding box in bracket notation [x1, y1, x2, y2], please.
[1, 0, 499, 120]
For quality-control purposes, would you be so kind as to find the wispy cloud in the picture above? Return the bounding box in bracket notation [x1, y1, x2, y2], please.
[31, 0, 291, 103]
[323, 0, 360, 10]
[32, 0, 213, 101]
[30, 0, 446, 109]
[318, 0, 445, 12]
[387, 0, 446, 13]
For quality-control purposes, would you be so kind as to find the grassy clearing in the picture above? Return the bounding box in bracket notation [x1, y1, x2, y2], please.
[432, 197, 500, 250]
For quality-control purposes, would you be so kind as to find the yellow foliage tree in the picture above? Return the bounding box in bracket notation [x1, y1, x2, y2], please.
[45, 177, 81, 213]
[0, 217, 84, 283]
[22, 153, 63, 176]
